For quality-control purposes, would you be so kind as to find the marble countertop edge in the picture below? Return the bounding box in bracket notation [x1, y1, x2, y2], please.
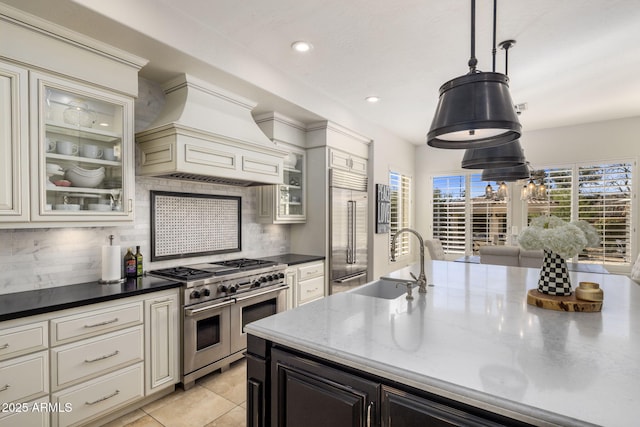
[245, 322, 592, 427]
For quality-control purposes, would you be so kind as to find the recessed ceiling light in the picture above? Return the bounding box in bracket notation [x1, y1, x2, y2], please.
[365, 96, 380, 103]
[291, 41, 313, 53]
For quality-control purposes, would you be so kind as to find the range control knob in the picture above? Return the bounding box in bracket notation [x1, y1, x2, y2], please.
[252, 281, 261, 288]
[229, 284, 238, 293]
[278, 272, 285, 279]
[190, 290, 201, 299]
[260, 276, 267, 283]
[202, 288, 211, 297]
[218, 285, 228, 293]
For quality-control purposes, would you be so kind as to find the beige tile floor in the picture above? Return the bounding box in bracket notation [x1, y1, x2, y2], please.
[101, 359, 247, 427]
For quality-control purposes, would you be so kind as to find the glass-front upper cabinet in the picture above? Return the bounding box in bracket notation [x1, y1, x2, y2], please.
[258, 150, 306, 224]
[30, 72, 134, 223]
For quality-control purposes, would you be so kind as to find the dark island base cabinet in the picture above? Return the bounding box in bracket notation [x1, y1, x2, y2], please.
[247, 335, 534, 427]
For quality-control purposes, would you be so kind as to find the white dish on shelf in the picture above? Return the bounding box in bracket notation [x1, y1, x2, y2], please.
[54, 204, 81, 211]
[46, 163, 64, 175]
[88, 203, 112, 212]
[66, 165, 105, 188]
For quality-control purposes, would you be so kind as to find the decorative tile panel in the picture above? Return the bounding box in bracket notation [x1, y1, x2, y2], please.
[151, 191, 241, 261]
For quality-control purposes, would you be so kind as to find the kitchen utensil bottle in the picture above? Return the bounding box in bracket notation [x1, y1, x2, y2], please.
[135, 246, 143, 277]
[124, 248, 136, 278]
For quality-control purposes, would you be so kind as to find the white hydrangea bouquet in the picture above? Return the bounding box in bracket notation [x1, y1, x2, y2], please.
[518, 215, 599, 295]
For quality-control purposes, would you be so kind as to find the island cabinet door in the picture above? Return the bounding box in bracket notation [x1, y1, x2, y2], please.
[271, 348, 379, 427]
[381, 385, 529, 427]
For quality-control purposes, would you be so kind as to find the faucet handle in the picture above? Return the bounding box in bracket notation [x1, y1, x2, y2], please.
[395, 282, 414, 300]
[409, 272, 418, 282]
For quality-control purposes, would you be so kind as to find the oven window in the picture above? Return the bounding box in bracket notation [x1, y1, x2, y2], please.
[196, 316, 221, 351]
[242, 298, 277, 329]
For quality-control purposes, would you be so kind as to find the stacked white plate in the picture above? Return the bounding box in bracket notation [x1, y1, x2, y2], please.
[66, 165, 105, 188]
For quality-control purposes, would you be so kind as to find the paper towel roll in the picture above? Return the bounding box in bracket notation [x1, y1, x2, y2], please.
[101, 245, 121, 282]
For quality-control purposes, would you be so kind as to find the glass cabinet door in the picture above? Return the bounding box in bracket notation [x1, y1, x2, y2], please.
[278, 151, 306, 222]
[30, 72, 134, 222]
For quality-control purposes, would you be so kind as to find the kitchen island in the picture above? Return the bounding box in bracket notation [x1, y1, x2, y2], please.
[245, 260, 640, 427]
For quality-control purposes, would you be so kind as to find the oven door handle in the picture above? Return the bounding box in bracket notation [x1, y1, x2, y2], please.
[233, 284, 288, 302]
[184, 299, 235, 316]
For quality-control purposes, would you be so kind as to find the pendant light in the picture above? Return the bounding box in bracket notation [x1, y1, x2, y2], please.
[482, 163, 530, 182]
[427, 0, 521, 149]
[461, 139, 525, 169]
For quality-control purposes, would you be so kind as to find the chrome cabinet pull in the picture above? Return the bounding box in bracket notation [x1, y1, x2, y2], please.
[84, 350, 119, 363]
[85, 389, 119, 405]
[366, 401, 374, 427]
[84, 317, 118, 328]
[0, 384, 9, 392]
[0, 343, 8, 350]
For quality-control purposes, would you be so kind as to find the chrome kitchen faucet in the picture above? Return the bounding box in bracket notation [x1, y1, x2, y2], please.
[390, 228, 428, 294]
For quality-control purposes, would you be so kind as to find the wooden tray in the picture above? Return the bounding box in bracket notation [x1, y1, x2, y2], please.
[526, 289, 602, 312]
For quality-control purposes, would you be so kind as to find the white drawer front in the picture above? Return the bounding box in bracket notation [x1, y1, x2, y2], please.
[297, 262, 324, 281]
[0, 321, 48, 361]
[51, 302, 143, 345]
[0, 397, 50, 427]
[52, 363, 144, 427]
[298, 275, 325, 305]
[0, 351, 48, 403]
[51, 326, 143, 390]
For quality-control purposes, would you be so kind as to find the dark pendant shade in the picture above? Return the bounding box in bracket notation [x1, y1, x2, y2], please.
[482, 163, 530, 182]
[461, 139, 525, 169]
[427, 72, 522, 149]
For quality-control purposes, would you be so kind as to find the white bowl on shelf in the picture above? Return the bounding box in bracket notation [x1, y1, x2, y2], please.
[54, 204, 81, 211]
[88, 203, 112, 212]
[66, 165, 105, 188]
[46, 163, 64, 175]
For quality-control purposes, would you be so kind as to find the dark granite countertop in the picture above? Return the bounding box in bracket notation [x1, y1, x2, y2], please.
[0, 276, 181, 322]
[257, 253, 325, 266]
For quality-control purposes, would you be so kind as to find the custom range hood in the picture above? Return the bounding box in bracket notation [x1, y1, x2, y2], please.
[136, 74, 287, 186]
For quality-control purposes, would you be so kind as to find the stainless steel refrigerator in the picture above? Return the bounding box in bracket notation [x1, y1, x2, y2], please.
[330, 169, 368, 294]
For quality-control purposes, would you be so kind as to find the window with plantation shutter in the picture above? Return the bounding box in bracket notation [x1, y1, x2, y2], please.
[432, 175, 466, 254]
[527, 167, 572, 222]
[577, 163, 633, 264]
[389, 171, 411, 259]
[524, 161, 634, 266]
[471, 175, 508, 250]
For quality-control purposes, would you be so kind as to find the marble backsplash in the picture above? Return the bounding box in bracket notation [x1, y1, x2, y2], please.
[0, 176, 290, 295]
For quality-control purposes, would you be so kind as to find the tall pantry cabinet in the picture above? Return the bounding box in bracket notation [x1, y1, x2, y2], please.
[0, 4, 146, 228]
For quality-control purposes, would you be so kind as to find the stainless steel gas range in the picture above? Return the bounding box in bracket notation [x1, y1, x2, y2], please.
[148, 258, 288, 389]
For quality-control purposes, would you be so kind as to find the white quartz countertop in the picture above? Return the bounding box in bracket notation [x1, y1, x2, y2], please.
[245, 260, 640, 427]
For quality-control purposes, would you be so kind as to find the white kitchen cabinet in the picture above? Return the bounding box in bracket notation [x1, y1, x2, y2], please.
[0, 350, 48, 404]
[286, 260, 326, 308]
[0, 319, 49, 421]
[0, 6, 145, 229]
[51, 363, 144, 427]
[30, 71, 135, 223]
[0, 60, 29, 222]
[0, 397, 50, 427]
[144, 290, 179, 394]
[258, 148, 307, 223]
[329, 148, 367, 175]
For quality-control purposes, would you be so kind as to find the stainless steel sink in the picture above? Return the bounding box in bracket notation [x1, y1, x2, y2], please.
[350, 279, 408, 299]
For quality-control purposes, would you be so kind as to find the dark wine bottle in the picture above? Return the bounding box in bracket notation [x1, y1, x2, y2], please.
[124, 247, 136, 278]
[135, 246, 143, 277]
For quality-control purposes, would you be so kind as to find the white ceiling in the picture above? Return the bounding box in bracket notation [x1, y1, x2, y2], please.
[5, 0, 640, 144]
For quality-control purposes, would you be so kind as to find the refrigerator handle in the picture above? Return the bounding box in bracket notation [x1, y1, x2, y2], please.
[347, 201, 354, 264]
[351, 201, 357, 264]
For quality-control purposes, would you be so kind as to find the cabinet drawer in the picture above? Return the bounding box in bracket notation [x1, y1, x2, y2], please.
[0, 397, 50, 427]
[298, 275, 324, 305]
[51, 326, 143, 390]
[51, 363, 144, 427]
[0, 351, 48, 403]
[0, 321, 48, 361]
[297, 262, 324, 281]
[51, 301, 143, 345]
